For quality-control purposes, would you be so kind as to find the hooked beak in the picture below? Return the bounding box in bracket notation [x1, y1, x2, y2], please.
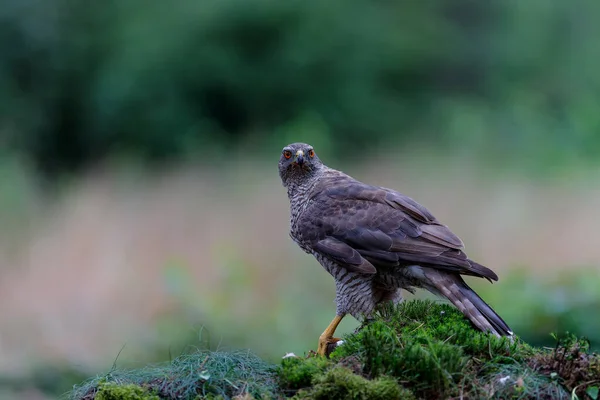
[295, 150, 305, 166]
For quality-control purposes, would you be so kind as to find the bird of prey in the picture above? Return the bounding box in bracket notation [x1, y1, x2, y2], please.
[278, 142, 513, 356]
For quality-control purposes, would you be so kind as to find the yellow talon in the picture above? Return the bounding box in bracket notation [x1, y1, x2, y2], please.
[317, 314, 344, 356]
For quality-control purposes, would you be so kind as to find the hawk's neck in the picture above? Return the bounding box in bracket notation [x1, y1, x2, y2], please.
[285, 166, 334, 201]
[286, 176, 318, 205]
[286, 168, 331, 224]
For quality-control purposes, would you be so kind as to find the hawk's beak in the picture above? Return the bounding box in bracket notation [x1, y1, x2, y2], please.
[295, 150, 305, 166]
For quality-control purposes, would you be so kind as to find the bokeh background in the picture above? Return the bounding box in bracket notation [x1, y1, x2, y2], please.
[1, 0, 600, 398]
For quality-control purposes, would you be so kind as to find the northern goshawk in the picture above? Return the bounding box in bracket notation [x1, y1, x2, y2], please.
[278, 142, 512, 356]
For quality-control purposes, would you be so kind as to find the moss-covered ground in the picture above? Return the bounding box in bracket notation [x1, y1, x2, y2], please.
[69, 300, 600, 400]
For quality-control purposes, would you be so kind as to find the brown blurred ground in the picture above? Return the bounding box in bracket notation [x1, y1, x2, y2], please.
[0, 155, 599, 374]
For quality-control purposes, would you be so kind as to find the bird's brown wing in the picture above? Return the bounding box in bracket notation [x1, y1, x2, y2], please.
[299, 175, 498, 281]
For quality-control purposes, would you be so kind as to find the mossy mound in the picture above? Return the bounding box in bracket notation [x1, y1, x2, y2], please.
[282, 300, 599, 400]
[70, 300, 600, 400]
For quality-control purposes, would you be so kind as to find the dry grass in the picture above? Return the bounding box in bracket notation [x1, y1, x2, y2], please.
[0, 155, 599, 375]
[71, 349, 279, 400]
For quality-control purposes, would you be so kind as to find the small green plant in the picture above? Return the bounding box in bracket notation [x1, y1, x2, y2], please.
[529, 333, 600, 399]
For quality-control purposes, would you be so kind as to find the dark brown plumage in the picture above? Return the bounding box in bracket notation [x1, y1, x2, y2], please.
[278, 143, 512, 355]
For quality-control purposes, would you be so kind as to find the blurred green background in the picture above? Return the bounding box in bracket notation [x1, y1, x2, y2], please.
[1, 0, 600, 398]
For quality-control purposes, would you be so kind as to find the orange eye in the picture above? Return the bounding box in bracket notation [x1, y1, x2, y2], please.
[308, 149, 315, 158]
[283, 150, 292, 159]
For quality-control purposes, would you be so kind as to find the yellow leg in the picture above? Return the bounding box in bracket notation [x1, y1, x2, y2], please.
[317, 314, 345, 356]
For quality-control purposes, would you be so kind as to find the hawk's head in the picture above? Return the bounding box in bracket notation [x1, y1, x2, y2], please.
[279, 142, 323, 187]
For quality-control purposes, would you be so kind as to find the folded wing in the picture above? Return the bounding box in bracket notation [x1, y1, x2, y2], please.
[300, 176, 497, 281]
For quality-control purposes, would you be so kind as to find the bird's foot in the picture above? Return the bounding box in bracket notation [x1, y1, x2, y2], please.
[317, 335, 342, 357]
[317, 314, 345, 357]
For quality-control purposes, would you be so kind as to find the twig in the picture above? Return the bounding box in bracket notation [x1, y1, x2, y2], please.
[111, 344, 127, 372]
[199, 355, 210, 371]
[409, 322, 425, 334]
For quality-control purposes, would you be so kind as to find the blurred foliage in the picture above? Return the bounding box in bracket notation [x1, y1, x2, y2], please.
[0, 364, 92, 399]
[1, 0, 600, 175]
[474, 268, 600, 351]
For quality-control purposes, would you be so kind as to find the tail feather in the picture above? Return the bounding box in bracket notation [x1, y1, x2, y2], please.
[422, 268, 513, 337]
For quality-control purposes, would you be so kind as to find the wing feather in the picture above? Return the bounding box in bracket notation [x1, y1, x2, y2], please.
[300, 174, 497, 281]
[313, 237, 377, 274]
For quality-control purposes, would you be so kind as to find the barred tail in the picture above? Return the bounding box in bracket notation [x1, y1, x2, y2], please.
[422, 268, 513, 337]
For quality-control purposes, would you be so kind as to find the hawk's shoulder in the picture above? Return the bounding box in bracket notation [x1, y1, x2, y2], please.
[310, 169, 449, 228]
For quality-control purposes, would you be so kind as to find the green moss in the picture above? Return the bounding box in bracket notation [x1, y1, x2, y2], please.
[69, 300, 600, 400]
[279, 356, 332, 391]
[95, 382, 160, 400]
[294, 367, 413, 400]
[370, 300, 524, 361]
[329, 300, 586, 399]
[332, 319, 465, 397]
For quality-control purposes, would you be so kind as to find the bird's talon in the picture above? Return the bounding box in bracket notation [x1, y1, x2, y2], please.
[317, 336, 343, 357]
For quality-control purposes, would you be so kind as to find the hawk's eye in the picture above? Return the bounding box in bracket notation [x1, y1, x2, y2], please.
[283, 150, 292, 159]
[308, 149, 315, 158]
